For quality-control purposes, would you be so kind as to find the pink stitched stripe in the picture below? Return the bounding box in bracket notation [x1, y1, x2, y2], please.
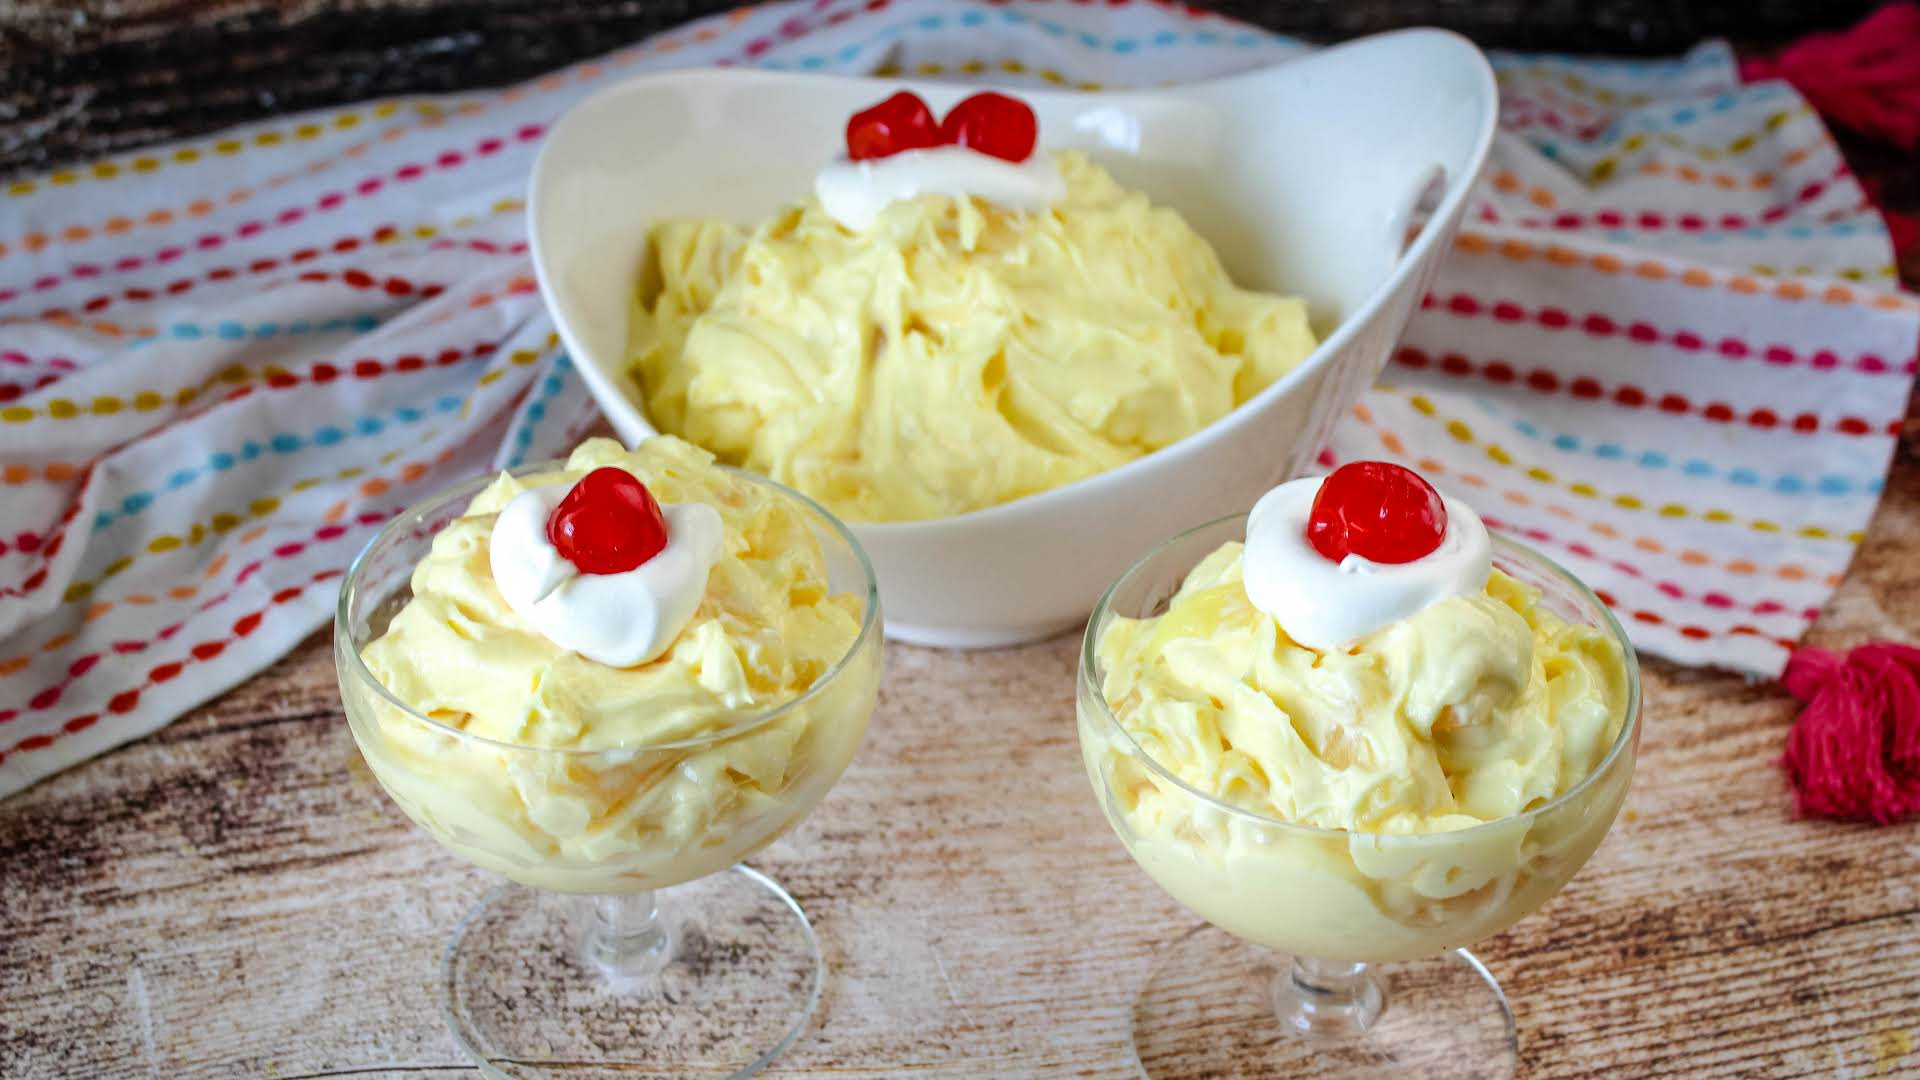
[0, 351, 77, 371]
[8, 265, 449, 323]
[1417, 291, 1915, 377]
[0, 567, 357, 765]
[425, 238, 529, 257]
[0, 466, 96, 600]
[724, 0, 896, 62]
[0, 521, 379, 723]
[0, 373, 61, 402]
[1480, 163, 1850, 231]
[0, 337, 491, 599]
[1392, 346, 1901, 437]
[1501, 98, 1612, 141]
[1480, 513, 1821, 622]
[0, 123, 544, 299]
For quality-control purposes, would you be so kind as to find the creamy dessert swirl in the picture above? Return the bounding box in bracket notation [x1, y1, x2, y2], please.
[489, 483, 723, 668]
[1241, 475, 1494, 650]
[812, 145, 1067, 231]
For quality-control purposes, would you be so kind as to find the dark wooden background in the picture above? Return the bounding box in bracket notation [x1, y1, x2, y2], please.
[0, 0, 1889, 179]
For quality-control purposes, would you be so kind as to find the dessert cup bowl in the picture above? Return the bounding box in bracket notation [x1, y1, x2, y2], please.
[336, 462, 882, 1078]
[1077, 514, 1641, 1077]
[528, 28, 1498, 648]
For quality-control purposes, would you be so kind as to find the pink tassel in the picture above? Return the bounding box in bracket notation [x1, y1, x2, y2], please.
[1780, 642, 1920, 824]
[1741, 2, 1920, 151]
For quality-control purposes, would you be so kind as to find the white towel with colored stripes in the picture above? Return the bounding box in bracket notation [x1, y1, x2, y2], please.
[0, 0, 1913, 796]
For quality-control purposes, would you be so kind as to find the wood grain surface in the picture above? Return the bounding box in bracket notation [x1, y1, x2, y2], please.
[2, 414, 1918, 1077]
[0, 0, 1886, 179]
[3, 4, 1920, 1074]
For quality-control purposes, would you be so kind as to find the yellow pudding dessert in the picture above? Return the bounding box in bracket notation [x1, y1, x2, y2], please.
[1099, 545, 1626, 831]
[346, 436, 880, 893]
[1079, 474, 1635, 963]
[627, 150, 1318, 523]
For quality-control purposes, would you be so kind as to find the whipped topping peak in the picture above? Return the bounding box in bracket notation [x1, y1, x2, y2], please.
[1241, 475, 1492, 650]
[489, 481, 723, 667]
[813, 146, 1066, 231]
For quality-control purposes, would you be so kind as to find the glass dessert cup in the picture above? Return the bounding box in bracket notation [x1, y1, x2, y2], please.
[1078, 516, 1641, 1079]
[336, 466, 883, 1079]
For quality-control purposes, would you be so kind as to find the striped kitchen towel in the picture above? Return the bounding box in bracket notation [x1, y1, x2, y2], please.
[0, 0, 1913, 795]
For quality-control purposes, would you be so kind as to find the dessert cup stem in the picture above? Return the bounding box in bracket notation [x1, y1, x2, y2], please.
[583, 891, 673, 985]
[1273, 955, 1385, 1037]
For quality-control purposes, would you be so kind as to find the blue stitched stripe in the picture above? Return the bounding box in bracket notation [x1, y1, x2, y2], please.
[505, 354, 577, 468]
[1465, 396, 1884, 497]
[91, 393, 465, 531]
[126, 313, 382, 350]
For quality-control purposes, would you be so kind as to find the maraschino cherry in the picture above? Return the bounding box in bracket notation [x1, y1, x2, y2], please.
[846, 91, 943, 160]
[844, 90, 1038, 163]
[939, 92, 1037, 162]
[1305, 461, 1447, 565]
[546, 467, 669, 575]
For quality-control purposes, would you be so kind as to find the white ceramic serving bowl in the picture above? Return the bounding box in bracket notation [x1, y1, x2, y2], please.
[528, 29, 1497, 648]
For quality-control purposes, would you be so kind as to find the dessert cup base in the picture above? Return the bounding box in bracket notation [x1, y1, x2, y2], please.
[440, 865, 822, 1079]
[1132, 924, 1518, 1080]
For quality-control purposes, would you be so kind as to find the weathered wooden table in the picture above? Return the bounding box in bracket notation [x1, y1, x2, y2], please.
[3, 1, 1919, 1068]
[4, 417, 1918, 1077]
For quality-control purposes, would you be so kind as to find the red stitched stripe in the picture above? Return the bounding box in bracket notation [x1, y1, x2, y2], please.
[1417, 293, 1913, 378]
[0, 568, 352, 765]
[1486, 162, 1849, 231]
[22, 265, 447, 323]
[0, 337, 491, 599]
[1480, 513, 1820, 622]
[0, 521, 384, 707]
[1393, 347, 1898, 437]
[0, 123, 545, 301]
[0, 465, 97, 599]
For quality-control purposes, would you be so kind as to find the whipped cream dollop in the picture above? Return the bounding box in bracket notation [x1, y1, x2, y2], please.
[488, 483, 724, 667]
[813, 146, 1067, 231]
[1241, 476, 1492, 650]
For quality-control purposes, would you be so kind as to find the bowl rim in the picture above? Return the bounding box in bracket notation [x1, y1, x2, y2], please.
[333, 457, 882, 757]
[1077, 513, 1644, 843]
[527, 28, 1501, 534]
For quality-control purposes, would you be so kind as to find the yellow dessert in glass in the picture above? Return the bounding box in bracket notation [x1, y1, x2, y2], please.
[336, 435, 881, 1078]
[627, 151, 1318, 523]
[351, 436, 874, 894]
[1077, 468, 1639, 1078]
[1090, 541, 1630, 963]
